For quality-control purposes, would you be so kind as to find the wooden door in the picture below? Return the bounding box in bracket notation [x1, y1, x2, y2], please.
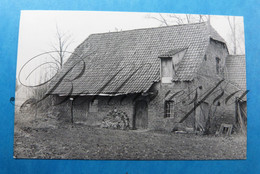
[134, 100, 148, 129]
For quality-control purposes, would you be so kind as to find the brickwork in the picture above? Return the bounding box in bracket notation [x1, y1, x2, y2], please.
[51, 39, 232, 132]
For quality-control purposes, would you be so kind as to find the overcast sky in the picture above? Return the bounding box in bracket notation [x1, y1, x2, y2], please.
[17, 10, 245, 86]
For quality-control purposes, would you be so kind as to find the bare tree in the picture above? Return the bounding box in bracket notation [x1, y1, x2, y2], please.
[49, 25, 73, 69]
[28, 25, 74, 116]
[226, 16, 245, 55]
[145, 13, 170, 26]
[146, 13, 210, 26]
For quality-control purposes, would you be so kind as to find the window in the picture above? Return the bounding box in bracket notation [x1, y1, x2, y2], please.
[204, 55, 207, 61]
[161, 57, 173, 83]
[89, 99, 98, 112]
[159, 48, 187, 83]
[165, 100, 175, 118]
[216, 57, 220, 74]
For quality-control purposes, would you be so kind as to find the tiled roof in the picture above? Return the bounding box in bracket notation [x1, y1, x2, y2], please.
[159, 48, 187, 58]
[48, 22, 226, 95]
[226, 55, 247, 90]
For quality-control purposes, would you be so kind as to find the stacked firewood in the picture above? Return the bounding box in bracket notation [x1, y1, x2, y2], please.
[101, 109, 130, 130]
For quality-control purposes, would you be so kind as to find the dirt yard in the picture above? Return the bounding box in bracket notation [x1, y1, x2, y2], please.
[13, 112, 247, 160]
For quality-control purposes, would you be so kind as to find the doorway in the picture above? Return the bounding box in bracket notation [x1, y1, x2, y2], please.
[133, 100, 148, 129]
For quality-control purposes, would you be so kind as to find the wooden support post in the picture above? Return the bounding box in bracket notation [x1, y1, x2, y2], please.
[235, 98, 238, 124]
[237, 101, 246, 135]
[70, 97, 74, 124]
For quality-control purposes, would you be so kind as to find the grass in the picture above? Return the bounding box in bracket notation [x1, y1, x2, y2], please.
[13, 112, 246, 160]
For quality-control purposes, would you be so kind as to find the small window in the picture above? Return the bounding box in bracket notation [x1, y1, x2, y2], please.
[161, 57, 173, 83]
[165, 100, 175, 118]
[89, 99, 98, 112]
[204, 55, 207, 61]
[216, 57, 220, 74]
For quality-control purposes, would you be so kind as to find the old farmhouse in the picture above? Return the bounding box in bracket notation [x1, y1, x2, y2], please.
[47, 22, 246, 133]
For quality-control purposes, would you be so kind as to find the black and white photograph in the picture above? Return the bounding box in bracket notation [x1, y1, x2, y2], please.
[14, 11, 247, 160]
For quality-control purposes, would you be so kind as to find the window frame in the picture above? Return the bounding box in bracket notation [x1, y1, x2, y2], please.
[89, 99, 98, 113]
[161, 57, 173, 83]
[165, 100, 175, 118]
[216, 57, 221, 74]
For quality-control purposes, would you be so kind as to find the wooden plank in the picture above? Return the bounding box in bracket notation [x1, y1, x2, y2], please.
[237, 103, 246, 135]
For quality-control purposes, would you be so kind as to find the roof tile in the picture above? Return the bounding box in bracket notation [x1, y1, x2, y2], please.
[48, 22, 225, 95]
[226, 55, 246, 90]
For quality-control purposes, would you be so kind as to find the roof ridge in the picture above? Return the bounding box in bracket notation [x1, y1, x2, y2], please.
[228, 54, 245, 57]
[88, 22, 208, 36]
[206, 23, 226, 43]
[48, 21, 221, 95]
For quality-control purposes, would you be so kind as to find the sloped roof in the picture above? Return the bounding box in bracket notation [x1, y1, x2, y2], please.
[48, 22, 226, 95]
[226, 55, 246, 90]
[159, 48, 187, 58]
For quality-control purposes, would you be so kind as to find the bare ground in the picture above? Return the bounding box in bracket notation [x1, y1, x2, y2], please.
[13, 112, 246, 160]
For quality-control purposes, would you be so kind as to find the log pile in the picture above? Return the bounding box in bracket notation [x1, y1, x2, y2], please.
[101, 109, 130, 130]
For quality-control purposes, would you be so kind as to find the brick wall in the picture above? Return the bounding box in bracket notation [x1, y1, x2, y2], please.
[146, 39, 231, 132]
[147, 81, 196, 131]
[53, 94, 143, 129]
[51, 39, 233, 132]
